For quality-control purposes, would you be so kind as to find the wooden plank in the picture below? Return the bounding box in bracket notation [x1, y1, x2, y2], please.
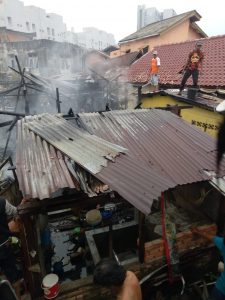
[138, 211, 145, 263]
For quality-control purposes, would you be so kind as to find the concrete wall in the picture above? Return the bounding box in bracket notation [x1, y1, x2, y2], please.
[112, 20, 203, 57]
[0, 27, 34, 42]
[64, 27, 116, 50]
[188, 24, 203, 40]
[141, 93, 223, 137]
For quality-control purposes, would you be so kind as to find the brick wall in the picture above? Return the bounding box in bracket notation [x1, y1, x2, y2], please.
[144, 224, 217, 263]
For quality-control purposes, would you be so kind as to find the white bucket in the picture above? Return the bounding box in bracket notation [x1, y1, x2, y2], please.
[42, 273, 59, 299]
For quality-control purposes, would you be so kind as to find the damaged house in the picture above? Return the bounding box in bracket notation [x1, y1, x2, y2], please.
[0, 39, 86, 79]
[6, 109, 225, 299]
[127, 35, 225, 137]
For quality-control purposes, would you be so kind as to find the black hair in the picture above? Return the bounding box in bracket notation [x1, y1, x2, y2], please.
[93, 258, 126, 287]
[217, 116, 225, 174]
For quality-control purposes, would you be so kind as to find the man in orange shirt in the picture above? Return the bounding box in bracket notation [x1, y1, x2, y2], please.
[93, 259, 142, 300]
[150, 50, 161, 92]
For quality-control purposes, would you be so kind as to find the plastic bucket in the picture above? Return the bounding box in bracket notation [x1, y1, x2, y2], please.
[187, 88, 198, 100]
[42, 274, 59, 299]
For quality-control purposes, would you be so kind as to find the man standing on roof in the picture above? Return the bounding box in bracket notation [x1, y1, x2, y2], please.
[178, 41, 204, 95]
[150, 50, 161, 92]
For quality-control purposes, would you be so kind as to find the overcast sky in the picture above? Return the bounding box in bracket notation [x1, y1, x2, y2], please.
[22, 0, 225, 43]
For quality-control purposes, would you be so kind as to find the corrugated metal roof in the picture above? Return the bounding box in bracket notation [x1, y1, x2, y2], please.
[25, 114, 127, 174]
[16, 118, 77, 200]
[71, 109, 225, 214]
[17, 109, 225, 214]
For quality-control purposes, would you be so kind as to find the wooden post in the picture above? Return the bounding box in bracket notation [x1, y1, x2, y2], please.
[109, 221, 113, 259]
[15, 56, 30, 115]
[138, 211, 145, 263]
[138, 86, 142, 106]
[56, 88, 61, 113]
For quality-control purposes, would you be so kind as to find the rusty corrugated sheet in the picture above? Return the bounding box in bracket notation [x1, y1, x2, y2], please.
[73, 109, 224, 214]
[26, 114, 127, 174]
[17, 109, 225, 214]
[16, 118, 77, 200]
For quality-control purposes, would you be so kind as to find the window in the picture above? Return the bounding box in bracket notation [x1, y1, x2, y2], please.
[7, 17, 12, 26]
[47, 27, 50, 35]
[27, 55, 38, 69]
[52, 28, 55, 36]
[32, 24, 36, 32]
[142, 46, 149, 54]
[26, 22, 30, 31]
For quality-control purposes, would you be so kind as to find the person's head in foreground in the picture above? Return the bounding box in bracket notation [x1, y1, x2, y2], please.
[93, 258, 126, 287]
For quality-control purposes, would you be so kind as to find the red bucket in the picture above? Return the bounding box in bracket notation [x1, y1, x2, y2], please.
[42, 274, 59, 299]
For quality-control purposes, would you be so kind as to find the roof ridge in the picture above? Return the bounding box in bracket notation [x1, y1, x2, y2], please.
[119, 10, 200, 42]
[153, 34, 225, 49]
[141, 9, 198, 29]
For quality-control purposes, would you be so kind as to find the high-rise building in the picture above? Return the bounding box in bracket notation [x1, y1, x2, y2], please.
[137, 5, 177, 30]
[0, 0, 116, 49]
[0, 0, 67, 41]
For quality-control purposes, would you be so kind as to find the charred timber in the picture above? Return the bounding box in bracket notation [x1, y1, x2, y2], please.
[0, 110, 25, 117]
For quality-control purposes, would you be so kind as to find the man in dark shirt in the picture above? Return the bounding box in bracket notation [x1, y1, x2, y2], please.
[0, 197, 23, 299]
[178, 41, 204, 95]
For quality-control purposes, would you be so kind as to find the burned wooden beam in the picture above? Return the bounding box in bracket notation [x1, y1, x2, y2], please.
[0, 121, 14, 128]
[0, 110, 25, 117]
[0, 85, 21, 97]
[56, 88, 61, 113]
[15, 56, 30, 115]
[7, 116, 19, 132]
[138, 211, 145, 263]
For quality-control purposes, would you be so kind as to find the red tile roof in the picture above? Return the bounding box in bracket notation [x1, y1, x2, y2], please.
[128, 35, 225, 88]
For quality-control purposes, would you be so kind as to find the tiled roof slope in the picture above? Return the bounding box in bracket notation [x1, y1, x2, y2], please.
[119, 10, 204, 43]
[128, 35, 225, 88]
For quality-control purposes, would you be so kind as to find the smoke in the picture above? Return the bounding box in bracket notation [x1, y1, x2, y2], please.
[0, 39, 134, 162]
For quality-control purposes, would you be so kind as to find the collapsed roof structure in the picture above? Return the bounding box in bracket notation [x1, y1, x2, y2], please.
[16, 109, 225, 215]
